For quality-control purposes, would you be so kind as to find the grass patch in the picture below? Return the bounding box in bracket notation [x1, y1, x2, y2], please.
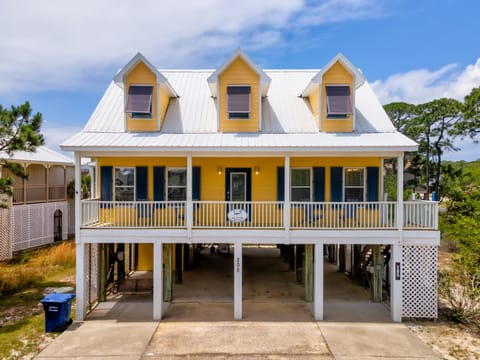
[0, 241, 76, 359]
[0, 313, 56, 359]
[0, 242, 75, 297]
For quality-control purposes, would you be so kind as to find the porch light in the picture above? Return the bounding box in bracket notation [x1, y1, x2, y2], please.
[217, 167, 223, 175]
[254, 167, 260, 175]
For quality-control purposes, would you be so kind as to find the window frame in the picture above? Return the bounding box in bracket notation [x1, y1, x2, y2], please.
[343, 167, 365, 202]
[325, 84, 352, 120]
[166, 167, 187, 201]
[227, 85, 251, 120]
[126, 84, 154, 119]
[114, 167, 136, 202]
[290, 167, 312, 202]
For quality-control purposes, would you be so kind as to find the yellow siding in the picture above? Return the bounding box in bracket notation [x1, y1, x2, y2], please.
[194, 157, 284, 201]
[218, 57, 260, 132]
[159, 87, 170, 129]
[98, 157, 187, 201]
[98, 156, 381, 203]
[137, 244, 153, 270]
[321, 61, 354, 133]
[308, 87, 320, 129]
[125, 62, 158, 132]
[291, 157, 382, 201]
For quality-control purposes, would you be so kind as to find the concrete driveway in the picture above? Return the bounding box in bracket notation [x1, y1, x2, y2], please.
[37, 300, 439, 360]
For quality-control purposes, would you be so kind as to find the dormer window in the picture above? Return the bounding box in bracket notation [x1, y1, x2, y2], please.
[126, 85, 153, 118]
[325, 85, 352, 119]
[227, 85, 251, 119]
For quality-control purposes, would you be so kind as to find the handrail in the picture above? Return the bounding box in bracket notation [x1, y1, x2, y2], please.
[80, 200, 438, 230]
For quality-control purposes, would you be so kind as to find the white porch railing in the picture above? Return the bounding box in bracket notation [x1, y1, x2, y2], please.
[81, 200, 187, 228]
[404, 201, 438, 229]
[80, 200, 437, 230]
[290, 201, 397, 229]
[192, 201, 284, 228]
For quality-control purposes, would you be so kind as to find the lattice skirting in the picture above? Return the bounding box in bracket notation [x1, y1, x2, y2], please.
[0, 206, 13, 260]
[13, 202, 69, 251]
[402, 245, 438, 318]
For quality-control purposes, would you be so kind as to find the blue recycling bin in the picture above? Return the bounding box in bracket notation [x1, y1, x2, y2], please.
[40, 293, 75, 332]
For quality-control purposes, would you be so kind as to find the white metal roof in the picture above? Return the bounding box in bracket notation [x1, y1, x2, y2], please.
[62, 67, 416, 155]
[0, 146, 74, 166]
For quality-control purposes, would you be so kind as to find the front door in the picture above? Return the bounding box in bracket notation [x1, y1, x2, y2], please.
[226, 168, 251, 222]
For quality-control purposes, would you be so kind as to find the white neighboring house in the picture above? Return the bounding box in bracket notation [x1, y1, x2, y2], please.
[0, 146, 74, 260]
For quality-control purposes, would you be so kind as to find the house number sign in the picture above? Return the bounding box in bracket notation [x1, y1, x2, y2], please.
[236, 257, 241, 273]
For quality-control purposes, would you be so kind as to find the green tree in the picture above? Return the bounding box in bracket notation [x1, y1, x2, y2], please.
[461, 86, 480, 140]
[0, 102, 44, 205]
[384, 97, 471, 200]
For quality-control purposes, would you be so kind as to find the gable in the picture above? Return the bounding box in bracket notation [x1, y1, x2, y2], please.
[218, 57, 260, 133]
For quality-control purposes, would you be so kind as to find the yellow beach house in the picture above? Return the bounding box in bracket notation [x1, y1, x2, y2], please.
[61, 50, 439, 322]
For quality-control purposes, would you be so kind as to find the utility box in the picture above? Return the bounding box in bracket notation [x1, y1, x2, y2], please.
[40, 293, 75, 332]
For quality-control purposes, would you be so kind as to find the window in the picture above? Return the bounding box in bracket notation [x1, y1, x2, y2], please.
[125, 85, 153, 118]
[114, 167, 135, 201]
[227, 85, 251, 119]
[167, 168, 186, 201]
[326, 85, 352, 119]
[344, 168, 364, 202]
[291, 168, 311, 202]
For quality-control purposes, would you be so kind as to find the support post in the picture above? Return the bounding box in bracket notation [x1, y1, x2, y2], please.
[163, 244, 173, 302]
[186, 155, 193, 239]
[314, 243, 324, 320]
[372, 245, 383, 302]
[75, 243, 86, 320]
[153, 241, 163, 320]
[98, 244, 106, 302]
[305, 244, 313, 302]
[390, 244, 403, 322]
[234, 242, 242, 320]
[284, 155, 290, 238]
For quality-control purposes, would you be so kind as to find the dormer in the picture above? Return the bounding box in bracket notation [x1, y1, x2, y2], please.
[207, 49, 271, 133]
[114, 53, 177, 132]
[302, 53, 365, 133]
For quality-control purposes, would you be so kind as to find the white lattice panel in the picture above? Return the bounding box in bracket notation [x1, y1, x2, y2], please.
[402, 245, 438, 318]
[0, 205, 13, 260]
[13, 202, 69, 251]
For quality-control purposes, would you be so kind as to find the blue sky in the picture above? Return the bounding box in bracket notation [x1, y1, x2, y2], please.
[0, 0, 479, 160]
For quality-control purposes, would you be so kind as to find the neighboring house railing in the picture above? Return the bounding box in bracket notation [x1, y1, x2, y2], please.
[80, 200, 438, 230]
[12, 185, 67, 204]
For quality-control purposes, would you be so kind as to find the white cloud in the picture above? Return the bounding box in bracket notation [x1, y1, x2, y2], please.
[0, 0, 383, 95]
[371, 59, 480, 104]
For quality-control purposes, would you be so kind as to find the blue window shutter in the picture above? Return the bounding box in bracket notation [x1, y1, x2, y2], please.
[330, 167, 343, 202]
[135, 166, 148, 200]
[192, 167, 201, 201]
[277, 167, 285, 201]
[367, 167, 379, 202]
[153, 167, 165, 201]
[313, 167, 325, 202]
[100, 166, 112, 201]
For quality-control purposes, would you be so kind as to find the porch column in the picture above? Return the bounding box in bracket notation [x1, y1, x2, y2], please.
[284, 155, 290, 235]
[234, 242, 242, 320]
[186, 155, 193, 239]
[74, 153, 85, 320]
[314, 243, 324, 320]
[153, 241, 163, 320]
[74, 153, 81, 241]
[75, 242, 86, 320]
[390, 244, 402, 322]
[396, 153, 404, 230]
